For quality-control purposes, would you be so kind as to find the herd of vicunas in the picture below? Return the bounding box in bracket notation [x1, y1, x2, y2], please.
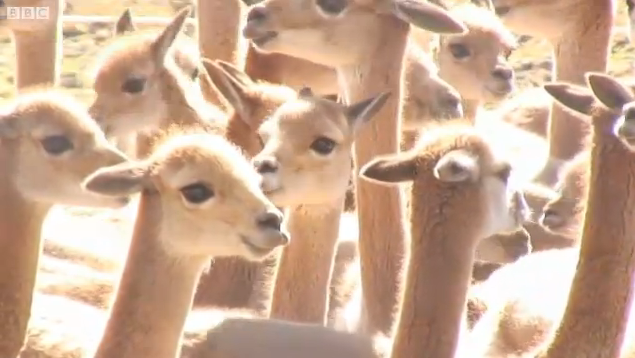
[0, 0, 634, 356]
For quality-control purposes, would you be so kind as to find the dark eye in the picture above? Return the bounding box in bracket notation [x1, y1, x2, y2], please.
[496, 163, 512, 183]
[316, 0, 347, 15]
[40, 135, 74, 155]
[191, 67, 199, 80]
[310, 137, 336, 155]
[449, 43, 470, 59]
[180, 183, 214, 204]
[121, 77, 146, 94]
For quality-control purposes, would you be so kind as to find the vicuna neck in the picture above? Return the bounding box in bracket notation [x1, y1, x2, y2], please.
[270, 198, 344, 324]
[196, 0, 242, 107]
[547, 1, 613, 160]
[93, 192, 208, 358]
[390, 181, 477, 358]
[12, 24, 62, 90]
[462, 99, 480, 123]
[538, 117, 635, 358]
[0, 146, 50, 357]
[336, 17, 408, 336]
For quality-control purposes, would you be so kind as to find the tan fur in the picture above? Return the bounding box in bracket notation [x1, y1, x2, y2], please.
[436, 4, 517, 121]
[496, 86, 552, 138]
[185, 121, 527, 358]
[74, 10, 299, 312]
[241, 0, 467, 335]
[4, 0, 63, 90]
[0, 89, 129, 357]
[489, 0, 615, 186]
[253, 88, 389, 323]
[467, 74, 635, 358]
[23, 132, 289, 358]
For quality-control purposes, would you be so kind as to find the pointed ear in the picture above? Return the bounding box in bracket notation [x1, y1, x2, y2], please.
[391, 0, 467, 34]
[543, 82, 595, 116]
[586, 72, 635, 111]
[151, 6, 191, 64]
[114, 8, 136, 36]
[82, 161, 151, 197]
[215, 60, 255, 87]
[346, 91, 391, 133]
[359, 154, 417, 185]
[201, 58, 254, 124]
[433, 149, 479, 183]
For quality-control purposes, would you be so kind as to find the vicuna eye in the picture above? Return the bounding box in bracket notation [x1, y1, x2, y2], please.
[316, 0, 348, 15]
[121, 77, 146, 94]
[180, 183, 214, 204]
[310, 137, 336, 155]
[449, 43, 470, 59]
[40, 135, 74, 155]
[191, 68, 199, 80]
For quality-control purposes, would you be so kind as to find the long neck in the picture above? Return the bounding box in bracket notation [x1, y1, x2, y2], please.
[390, 185, 476, 358]
[93, 193, 207, 358]
[0, 147, 50, 358]
[462, 99, 480, 124]
[538, 124, 635, 358]
[269, 199, 344, 324]
[336, 17, 408, 336]
[11, 3, 62, 90]
[197, 0, 243, 108]
[547, 0, 614, 160]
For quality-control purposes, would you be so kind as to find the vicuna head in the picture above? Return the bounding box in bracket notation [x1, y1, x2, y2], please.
[252, 87, 390, 207]
[88, 7, 204, 137]
[361, 122, 528, 240]
[0, 89, 130, 207]
[83, 132, 289, 260]
[436, 4, 517, 103]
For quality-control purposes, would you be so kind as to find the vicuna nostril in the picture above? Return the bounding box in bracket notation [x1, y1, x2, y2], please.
[257, 212, 282, 231]
[492, 67, 513, 81]
[254, 158, 278, 174]
[247, 6, 268, 23]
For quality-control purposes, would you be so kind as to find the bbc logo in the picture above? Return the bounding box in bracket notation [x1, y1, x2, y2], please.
[2, 7, 50, 20]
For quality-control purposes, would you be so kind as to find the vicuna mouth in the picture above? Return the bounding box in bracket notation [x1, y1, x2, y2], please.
[240, 235, 276, 257]
[252, 31, 278, 47]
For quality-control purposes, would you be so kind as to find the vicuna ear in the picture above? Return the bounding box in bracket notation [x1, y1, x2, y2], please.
[586, 72, 635, 111]
[201, 58, 254, 125]
[433, 149, 479, 183]
[82, 161, 151, 197]
[114, 8, 136, 36]
[391, 0, 467, 34]
[346, 91, 391, 133]
[151, 6, 191, 64]
[543, 83, 595, 116]
[215, 60, 255, 87]
[359, 154, 417, 185]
